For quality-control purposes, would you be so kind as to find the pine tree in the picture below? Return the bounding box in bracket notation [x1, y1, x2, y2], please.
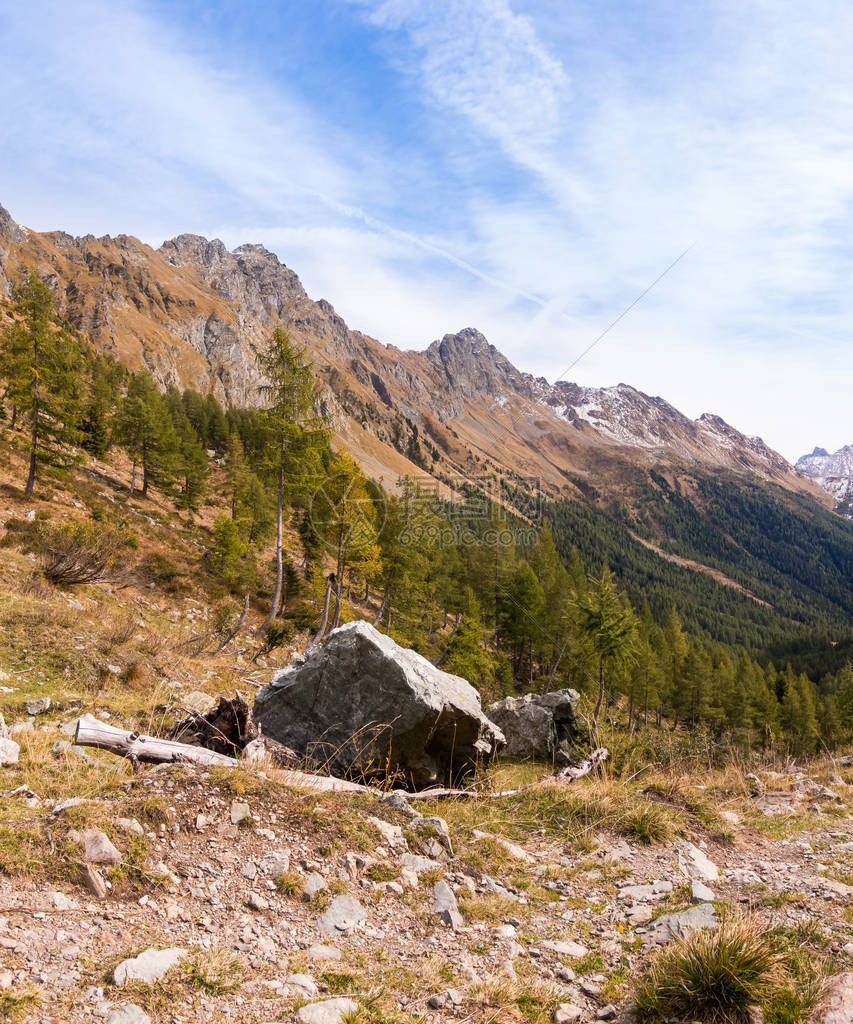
[256, 327, 323, 634]
[115, 371, 177, 498]
[0, 272, 84, 495]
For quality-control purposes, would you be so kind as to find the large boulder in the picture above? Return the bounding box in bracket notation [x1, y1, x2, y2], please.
[486, 689, 580, 762]
[253, 621, 504, 789]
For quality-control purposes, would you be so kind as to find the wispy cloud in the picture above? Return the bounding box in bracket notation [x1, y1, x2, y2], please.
[1, 0, 852, 460]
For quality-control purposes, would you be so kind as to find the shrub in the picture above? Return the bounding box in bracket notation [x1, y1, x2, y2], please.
[39, 521, 134, 586]
[633, 917, 782, 1022]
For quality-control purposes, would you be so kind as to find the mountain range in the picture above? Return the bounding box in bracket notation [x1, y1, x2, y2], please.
[3, 200, 853, 664]
[796, 445, 853, 515]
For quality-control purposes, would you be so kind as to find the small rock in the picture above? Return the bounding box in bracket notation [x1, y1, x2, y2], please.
[70, 829, 122, 866]
[446, 988, 464, 1007]
[51, 891, 78, 911]
[295, 998, 359, 1024]
[25, 697, 50, 716]
[182, 691, 217, 713]
[719, 810, 740, 825]
[317, 895, 367, 933]
[303, 871, 326, 900]
[677, 842, 719, 882]
[114, 948, 186, 985]
[306, 944, 343, 961]
[106, 1007, 151, 1024]
[691, 879, 716, 903]
[117, 817, 144, 836]
[399, 853, 441, 874]
[80, 863, 107, 899]
[542, 940, 588, 959]
[381, 791, 420, 818]
[553, 1004, 583, 1023]
[596, 1006, 617, 1021]
[230, 799, 251, 825]
[0, 738, 20, 765]
[428, 995, 446, 1009]
[286, 974, 318, 995]
[433, 880, 463, 930]
[812, 972, 853, 1024]
[248, 892, 270, 912]
[242, 861, 258, 881]
[646, 903, 717, 944]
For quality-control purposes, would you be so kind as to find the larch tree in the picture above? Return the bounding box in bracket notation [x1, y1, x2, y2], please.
[0, 272, 83, 495]
[255, 327, 319, 635]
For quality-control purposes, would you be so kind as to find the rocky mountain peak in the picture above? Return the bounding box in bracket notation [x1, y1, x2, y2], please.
[796, 444, 853, 513]
[425, 327, 526, 397]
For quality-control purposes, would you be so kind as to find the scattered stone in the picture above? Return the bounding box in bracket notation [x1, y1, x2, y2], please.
[433, 880, 462, 929]
[0, 738, 20, 765]
[596, 1005, 617, 1021]
[254, 620, 505, 788]
[719, 810, 740, 825]
[646, 903, 718, 944]
[113, 948, 186, 985]
[51, 740, 89, 761]
[399, 853, 441, 874]
[677, 842, 719, 882]
[553, 1004, 583, 1023]
[306, 945, 343, 961]
[411, 816, 453, 859]
[248, 892, 270, 912]
[106, 1007, 151, 1024]
[51, 891, 78, 911]
[295, 998, 359, 1024]
[446, 988, 464, 1006]
[542, 940, 588, 959]
[117, 817, 144, 836]
[303, 872, 326, 900]
[381, 791, 420, 818]
[80, 864, 107, 899]
[812, 973, 853, 1024]
[25, 697, 50, 715]
[754, 793, 800, 816]
[230, 799, 251, 825]
[691, 879, 716, 903]
[367, 816, 408, 853]
[70, 829, 122, 866]
[428, 995, 446, 1009]
[286, 974, 319, 996]
[317, 895, 367, 933]
[181, 691, 218, 714]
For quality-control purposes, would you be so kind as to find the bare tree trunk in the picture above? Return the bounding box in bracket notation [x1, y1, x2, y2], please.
[330, 527, 345, 631]
[313, 576, 334, 644]
[544, 635, 571, 694]
[259, 454, 286, 635]
[372, 567, 395, 628]
[24, 401, 38, 496]
[591, 656, 605, 748]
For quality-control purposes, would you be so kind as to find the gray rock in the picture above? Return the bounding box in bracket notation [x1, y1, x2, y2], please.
[433, 880, 462, 929]
[411, 816, 453, 859]
[691, 879, 716, 903]
[677, 842, 719, 882]
[0, 737, 20, 765]
[51, 740, 89, 761]
[428, 995, 446, 1009]
[596, 1006, 617, 1021]
[242, 861, 257, 881]
[230, 799, 251, 825]
[542, 940, 588, 958]
[106, 1007, 151, 1024]
[399, 853, 441, 874]
[70, 829, 122, 866]
[303, 872, 326, 899]
[381, 790, 420, 818]
[254, 620, 505, 788]
[306, 944, 343, 961]
[113, 948, 186, 985]
[719, 810, 740, 825]
[813, 973, 853, 1024]
[317, 894, 367, 933]
[286, 974, 319, 996]
[25, 697, 50, 715]
[296, 999, 359, 1024]
[486, 689, 580, 762]
[646, 903, 717, 944]
[553, 1005, 583, 1024]
[106, 1007, 150, 1024]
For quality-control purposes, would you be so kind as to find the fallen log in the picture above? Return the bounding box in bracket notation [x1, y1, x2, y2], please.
[548, 746, 609, 783]
[75, 714, 239, 768]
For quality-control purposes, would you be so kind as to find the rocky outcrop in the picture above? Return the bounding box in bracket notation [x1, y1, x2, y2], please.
[485, 689, 580, 762]
[253, 621, 505, 789]
[797, 444, 853, 513]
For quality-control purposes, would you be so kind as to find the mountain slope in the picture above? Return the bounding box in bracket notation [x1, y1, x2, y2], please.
[2, 201, 851, 657]
[796, 445, 853, 515]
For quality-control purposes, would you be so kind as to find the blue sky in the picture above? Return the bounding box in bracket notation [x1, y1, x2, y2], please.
[2, 0, 853, 461]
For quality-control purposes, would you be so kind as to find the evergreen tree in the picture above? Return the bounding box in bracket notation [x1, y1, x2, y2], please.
[0, 272, 84, 495]
[115, 371, 177, 498]
[255, 327, 323, 633]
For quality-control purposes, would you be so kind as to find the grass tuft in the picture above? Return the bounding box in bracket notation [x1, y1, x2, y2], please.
[633, 916, 782, 1023]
